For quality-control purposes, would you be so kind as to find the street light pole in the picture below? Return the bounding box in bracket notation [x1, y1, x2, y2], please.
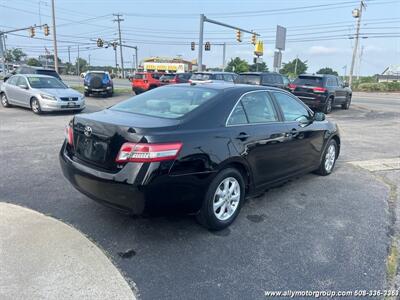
[51, 0, 59, 72]
[349, 0, 365, 88]
[197, 14, 205, 71]
[222, 43, 226, 71]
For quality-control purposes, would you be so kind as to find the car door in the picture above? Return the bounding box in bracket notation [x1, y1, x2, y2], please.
[227, 90, 293, 187]
[4, 76, 19, 104]
[272, 91, 326, 173]
[13, 76, 31, 107]
[336, 77, 347, 102]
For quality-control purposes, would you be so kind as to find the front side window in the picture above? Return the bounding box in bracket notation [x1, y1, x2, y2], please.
[273, 92, 310, 122]
[111, 86, 219, 119]
[223, 74, 234, 82]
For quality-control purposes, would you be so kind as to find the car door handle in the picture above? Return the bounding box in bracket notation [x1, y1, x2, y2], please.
[236, 132, 250, 141]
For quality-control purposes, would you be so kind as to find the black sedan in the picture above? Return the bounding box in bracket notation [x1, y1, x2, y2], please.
[60, 83, 340, 230]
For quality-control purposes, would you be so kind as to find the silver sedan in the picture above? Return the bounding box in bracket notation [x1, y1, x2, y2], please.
[0, 74, 85, 114]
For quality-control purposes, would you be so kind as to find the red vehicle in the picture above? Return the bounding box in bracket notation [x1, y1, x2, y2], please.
[131, 72, 163, 94]
[159, 73, 192, 86]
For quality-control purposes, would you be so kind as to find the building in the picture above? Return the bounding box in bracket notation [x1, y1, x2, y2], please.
[142, 57, 204, 73]
[376, 65, 400, 82]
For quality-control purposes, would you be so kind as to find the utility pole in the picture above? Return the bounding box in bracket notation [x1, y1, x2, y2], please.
[68, 46, 71, 64]
[294, 55, 298, 75]
[222, 43, 226, 71]
[113, 14, 124, 78]
[357, 45, 364, 80]
[51, 0, 59, 73]
[0, 32, 5, 76]
[349, 0, 365, 88]
[77, 45, 80, 75]
[88, 54, 91, 69]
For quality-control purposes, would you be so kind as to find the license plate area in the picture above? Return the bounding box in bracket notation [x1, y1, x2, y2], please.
[76, 134, 108, 164]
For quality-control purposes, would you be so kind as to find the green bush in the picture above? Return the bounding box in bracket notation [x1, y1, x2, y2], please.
[356, 82, 400, 92]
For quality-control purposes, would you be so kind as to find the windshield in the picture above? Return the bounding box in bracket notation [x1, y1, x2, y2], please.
[134, 74, 146, 79]
[110, 86, 219, 119]
[236, 74, 261, 85]
[293, 76, 324, 87]
[191, 73, 211, 81]
[27, 76, 67, 89]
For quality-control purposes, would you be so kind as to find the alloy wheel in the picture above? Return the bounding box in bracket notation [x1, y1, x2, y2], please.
[326, 99, 332, 113]
[31, 99, 40, 113]
[1, 94, 8, 107]
[324, 144, 336, 172]
[213, 177, 240, 221]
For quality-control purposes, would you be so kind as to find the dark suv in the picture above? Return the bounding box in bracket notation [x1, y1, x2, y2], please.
[159, 73, 191, 85]
[84, 71, 114, 97]
[289, 74, 352, 114]
[4, 66, 62, 82]
[236, 72, 290, 91]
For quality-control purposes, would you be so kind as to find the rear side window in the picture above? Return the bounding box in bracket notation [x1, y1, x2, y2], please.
[6, 76, 18, 85]
[191, 73, 211, 81]
[214, 74, 224, 80]
[326, 77, 338, 87]
[293, 76, 324, 87]
[236, 75, 261, 85]
[111, 86, 219, 119]
[274, 74, 283, 84]
[228, 91, 278, 125]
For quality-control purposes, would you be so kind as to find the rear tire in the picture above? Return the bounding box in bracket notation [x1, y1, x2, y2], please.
[315, 139, 338, 176]
[1, 93, 11, 108]
[107, 90, 114, 97]
[323, 97, 333, 114]
[196, 168, 245, 230]
[30, 98, 42, 115]
[341, 94, 351, 110]
[84, 91, 89, 97]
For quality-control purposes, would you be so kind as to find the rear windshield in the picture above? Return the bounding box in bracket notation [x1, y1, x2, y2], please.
[36, 69, 61, 79]
[28, 76, 67, 89]
[134, 74, 146, 79]
[110, 86, 219, 119]
[191, 73, 211, 81]
[293, 76, 324, 87]
[160, 74, 176, 80]
[236, 74, 261, 85]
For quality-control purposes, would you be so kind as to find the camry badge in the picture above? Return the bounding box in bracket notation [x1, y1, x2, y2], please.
[84, 126, 92, 137]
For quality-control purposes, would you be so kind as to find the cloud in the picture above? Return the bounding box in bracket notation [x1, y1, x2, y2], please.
[308, 46, 340, 55]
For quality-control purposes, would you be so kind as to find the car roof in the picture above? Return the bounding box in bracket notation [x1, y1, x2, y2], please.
[298, 74, 335, 78]
[193, 71, 236, 75]
[16, 74, 56, 78]
[19, 65, 57, 71]
[239, 72, 281, 75]
[87, 71, 109, 74]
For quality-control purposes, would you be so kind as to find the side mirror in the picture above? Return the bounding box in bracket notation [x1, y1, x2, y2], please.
[18, 84, 29, 90]
[343, 82, 349, 87]
[314, 112, 325, 122]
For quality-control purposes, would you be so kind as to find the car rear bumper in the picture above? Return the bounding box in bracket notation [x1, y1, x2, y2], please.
[59, 142, 211, 214]
[295, 94, 327, 109]
[60, 143, 146, 214]
[84, 86, 113, 93]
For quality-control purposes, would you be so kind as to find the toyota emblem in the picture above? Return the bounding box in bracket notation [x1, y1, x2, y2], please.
[84, 126, 92, 137]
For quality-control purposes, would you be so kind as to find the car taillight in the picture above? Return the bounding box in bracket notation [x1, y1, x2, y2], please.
[116, 142, 183, 163]
[288, 83, 296, 90]
[65, 124, 74, 146]
[313, 87, 327, 93]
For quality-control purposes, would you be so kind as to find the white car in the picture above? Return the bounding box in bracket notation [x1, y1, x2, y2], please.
[1, 74, 85, 114]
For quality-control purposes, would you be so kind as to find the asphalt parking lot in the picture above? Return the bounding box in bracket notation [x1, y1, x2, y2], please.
[0, 92, 399, 299]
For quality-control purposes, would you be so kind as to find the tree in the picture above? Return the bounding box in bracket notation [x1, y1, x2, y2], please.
[225, 57, 249, 73]
[76, 58, 88, 73]
[280, 58, 308, 78]
[5, 48, 27, 63]
[316, 67, 338, 76]
[26, 58, 41, 67]
[249, 62, 268, 72]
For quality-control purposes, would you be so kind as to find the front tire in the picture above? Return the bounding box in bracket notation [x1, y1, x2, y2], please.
[315, 139, 338, 176]
[323, 97, 333, 114]
[196, 168, 245, 230]
[341, 94, 351, 110]
[31, 98, 42, 115]
[1, 93, 11, 108]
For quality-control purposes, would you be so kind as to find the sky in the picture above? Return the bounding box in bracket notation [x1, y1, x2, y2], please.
[1, 0, 399, 75]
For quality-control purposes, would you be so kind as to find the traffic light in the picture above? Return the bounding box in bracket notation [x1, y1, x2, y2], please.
[43, 24, 50, 36]
[29, 27, 35, 38]
[191, 42, 195, 51]
[96, 38, 104, 48]
[251, 33, 256, 45]
[236, 30, 242, 42]
[205, 42, 211, 51]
